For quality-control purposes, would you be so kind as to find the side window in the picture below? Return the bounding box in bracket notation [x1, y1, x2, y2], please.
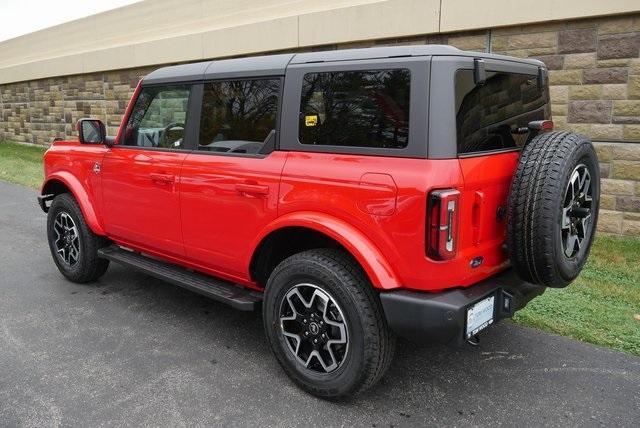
[455, 70, 550, 155]
[123, 85, 191, 149]
[298, 69, 410, 149]
[198, 78, 280, 154]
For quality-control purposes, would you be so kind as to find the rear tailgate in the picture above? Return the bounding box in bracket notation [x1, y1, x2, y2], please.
[457, 151, 520, 274]
[450, 61, 550, 282]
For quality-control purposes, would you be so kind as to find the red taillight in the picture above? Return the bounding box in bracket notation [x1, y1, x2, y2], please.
[427, 189, 460, 260]
[528, 120, 554, 131]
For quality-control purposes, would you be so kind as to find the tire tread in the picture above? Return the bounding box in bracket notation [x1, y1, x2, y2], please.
[507, 131, 599, 287]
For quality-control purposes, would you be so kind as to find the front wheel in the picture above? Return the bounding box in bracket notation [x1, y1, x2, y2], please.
[263, 249, 395, 399]
[47, 193, 110, 283]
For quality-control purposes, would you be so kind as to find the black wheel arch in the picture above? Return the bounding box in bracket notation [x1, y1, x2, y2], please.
[250, 226, 357, 288]
[41, 178, 71, 197]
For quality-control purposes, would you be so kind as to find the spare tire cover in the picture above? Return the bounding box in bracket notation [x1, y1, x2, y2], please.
[507, 131, 600, 288]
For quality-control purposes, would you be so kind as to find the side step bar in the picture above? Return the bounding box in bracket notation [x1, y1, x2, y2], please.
[97, 245, 262, 311]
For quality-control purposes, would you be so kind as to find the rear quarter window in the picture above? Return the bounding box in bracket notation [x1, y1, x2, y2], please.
[455, 70, 550, 155]
[298, 69, 410, 149]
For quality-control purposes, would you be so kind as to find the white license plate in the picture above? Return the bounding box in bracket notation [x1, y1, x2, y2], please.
[466, 295, 495, 338]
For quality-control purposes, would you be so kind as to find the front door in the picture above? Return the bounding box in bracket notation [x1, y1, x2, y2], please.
[179, 77, 286, 279]
[101, 84, 193, 257]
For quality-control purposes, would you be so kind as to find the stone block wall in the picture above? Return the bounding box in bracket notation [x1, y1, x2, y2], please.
[487, 15, 640, 141]
[1, 13, 640, 235]
[596, 142, 640, 235]
[1, 68, 153, 142]
[472, 13, 640, 236]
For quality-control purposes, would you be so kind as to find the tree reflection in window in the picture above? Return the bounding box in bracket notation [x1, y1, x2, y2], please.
[199, 79, 279, 154]
[299, 69, 410, 149]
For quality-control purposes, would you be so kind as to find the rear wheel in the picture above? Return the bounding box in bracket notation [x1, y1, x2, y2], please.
[47, 193, 110, 283]
[507, 131, 600, 288]
[263, 249, 395, 399]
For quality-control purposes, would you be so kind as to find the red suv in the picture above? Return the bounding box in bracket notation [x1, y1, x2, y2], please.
[38, 45, 600, 398]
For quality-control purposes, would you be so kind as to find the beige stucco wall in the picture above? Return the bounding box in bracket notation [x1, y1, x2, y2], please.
[441, 0, 640, 32]
[1, 0, 639, 84]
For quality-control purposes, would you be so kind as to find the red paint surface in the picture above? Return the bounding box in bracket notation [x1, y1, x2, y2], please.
[42, 80, 518, 293]
[43, 144, 517, 292]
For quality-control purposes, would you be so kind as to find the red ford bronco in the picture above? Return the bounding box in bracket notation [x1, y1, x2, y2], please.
[39, 45, 599, 398]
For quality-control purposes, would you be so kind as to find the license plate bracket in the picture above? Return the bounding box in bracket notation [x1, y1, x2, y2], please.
[465, 294, 495, 339]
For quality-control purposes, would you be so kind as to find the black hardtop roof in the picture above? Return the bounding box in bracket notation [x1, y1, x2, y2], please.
[143, 45, 545, 85]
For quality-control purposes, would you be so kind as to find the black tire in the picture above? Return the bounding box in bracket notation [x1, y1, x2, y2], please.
[507, 131, 600, 288]
[47, 193, 110, 283]
[263, 248, 395, 399]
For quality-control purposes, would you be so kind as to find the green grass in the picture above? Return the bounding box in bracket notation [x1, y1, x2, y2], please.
[1, 140, 639, 355]
[0, 141, 46, 189]
[514, 234, 640, 356]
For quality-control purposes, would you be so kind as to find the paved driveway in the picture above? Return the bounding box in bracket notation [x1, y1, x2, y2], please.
[1, 181, 639, 427]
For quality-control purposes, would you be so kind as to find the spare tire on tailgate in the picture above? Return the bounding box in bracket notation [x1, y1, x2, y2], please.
[507, 131, 600, 288]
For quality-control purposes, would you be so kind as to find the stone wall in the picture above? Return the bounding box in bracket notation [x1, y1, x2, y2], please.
[596, 143, 640, 234]
[1, 69, 154, 141]
[476, 13, 640, 236]
[1, 13, 639, 235]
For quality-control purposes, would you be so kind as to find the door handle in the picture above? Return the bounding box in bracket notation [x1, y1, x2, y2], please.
[150, 173, 175, 184]
[472, 191, 484, 246]
[235, 183, 269, 197]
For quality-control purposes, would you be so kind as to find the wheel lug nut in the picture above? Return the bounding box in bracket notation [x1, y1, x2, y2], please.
[313, 339, 318, 344]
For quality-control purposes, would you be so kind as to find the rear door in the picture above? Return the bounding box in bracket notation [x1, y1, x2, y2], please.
[179, 77, 286, 280]
[437, 57, 550, 267]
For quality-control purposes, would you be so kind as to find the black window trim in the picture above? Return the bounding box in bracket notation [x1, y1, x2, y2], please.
[115, 82, 198, 152]
[457, 146, 521, 158]
[188, 75, 284, 159]
[280, 57, 430, 159]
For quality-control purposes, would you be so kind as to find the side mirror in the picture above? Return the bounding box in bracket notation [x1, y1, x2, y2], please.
[77, 119, 107, 145]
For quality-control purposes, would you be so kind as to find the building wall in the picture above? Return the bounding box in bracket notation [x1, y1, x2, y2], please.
[1, 11, 639, 235]
[1, 69, 154, 142]
[2, 0, 638, 85]
[484, 14, 640, 235]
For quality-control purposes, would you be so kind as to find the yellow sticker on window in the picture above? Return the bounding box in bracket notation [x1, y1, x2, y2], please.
[305, 115, 318, 127]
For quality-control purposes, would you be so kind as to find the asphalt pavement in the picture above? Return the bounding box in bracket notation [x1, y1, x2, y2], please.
[1, 180, 639, 427]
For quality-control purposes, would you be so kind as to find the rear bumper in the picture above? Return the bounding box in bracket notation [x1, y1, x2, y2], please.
[379, 268, 545, 346]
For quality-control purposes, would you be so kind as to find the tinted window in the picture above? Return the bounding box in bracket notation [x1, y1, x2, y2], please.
[199, 79, 280, 154]
[455, 70, 550, 154]
[299, 69, 410, 149]
[124, 85, 191, 149]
